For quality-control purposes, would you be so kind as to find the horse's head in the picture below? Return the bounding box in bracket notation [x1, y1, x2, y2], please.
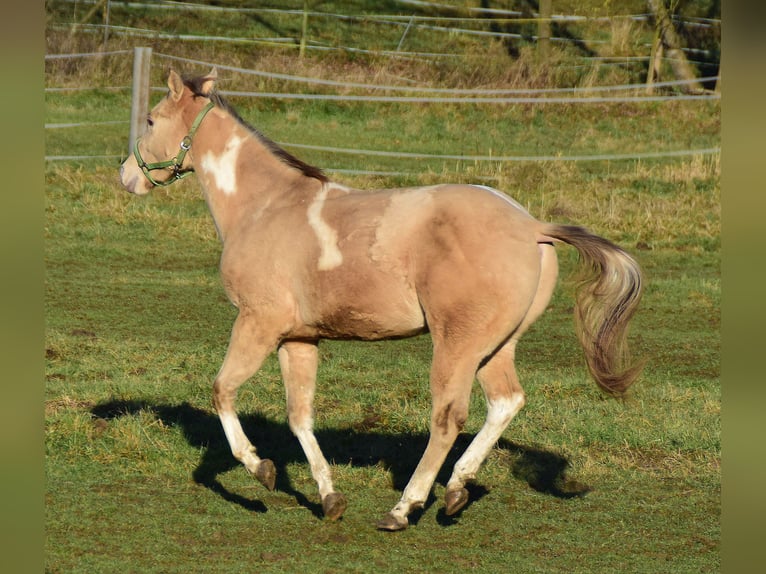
[120, 68, 217, 195]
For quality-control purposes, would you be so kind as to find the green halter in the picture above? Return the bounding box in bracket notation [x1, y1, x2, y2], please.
[133, 101, 215, 187]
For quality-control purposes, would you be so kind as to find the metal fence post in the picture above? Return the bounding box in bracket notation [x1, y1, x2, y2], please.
[128, 46, 152, 156]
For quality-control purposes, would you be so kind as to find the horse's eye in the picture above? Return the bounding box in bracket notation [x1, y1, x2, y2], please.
[147, 116, 154, 128]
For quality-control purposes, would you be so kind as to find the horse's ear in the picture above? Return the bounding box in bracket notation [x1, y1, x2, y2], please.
[167, 69, 185, 102]
[199, 68, 218, 97]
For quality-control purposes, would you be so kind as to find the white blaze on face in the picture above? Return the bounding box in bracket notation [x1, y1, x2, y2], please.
[200, 134, 244, 195]
[307, 184, 343, 271]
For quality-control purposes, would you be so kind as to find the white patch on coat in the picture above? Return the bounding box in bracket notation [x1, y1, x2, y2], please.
[326, 182, 351, 193]
[307, 184, 343, 270]
[471, 184, 531, 216]
[200, 134, 244, 196]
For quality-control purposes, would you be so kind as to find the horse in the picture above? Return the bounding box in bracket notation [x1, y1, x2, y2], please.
[120, 69, 644, 531]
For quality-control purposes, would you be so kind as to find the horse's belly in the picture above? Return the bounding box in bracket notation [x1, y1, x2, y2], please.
[314, 310, 427, 341]
[299, 277, 426, 341]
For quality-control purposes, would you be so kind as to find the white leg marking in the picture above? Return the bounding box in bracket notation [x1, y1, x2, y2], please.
[200, 134, 244, 196]
[307, 184, 343, 270]
[292, 424, 336, 498]
[447, 394, 525, 488]
[219, 410, 260, 472]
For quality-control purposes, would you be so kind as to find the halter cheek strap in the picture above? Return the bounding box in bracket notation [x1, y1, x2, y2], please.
[134, 101, 215, 187]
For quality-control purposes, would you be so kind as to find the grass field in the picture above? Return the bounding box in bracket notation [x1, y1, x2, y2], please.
[46, 2, 719, 572]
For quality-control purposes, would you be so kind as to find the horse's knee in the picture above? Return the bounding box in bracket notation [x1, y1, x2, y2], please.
[286, 393, 314, 436]
[212, 379, 228, 412]
[288, 411, 313, 436]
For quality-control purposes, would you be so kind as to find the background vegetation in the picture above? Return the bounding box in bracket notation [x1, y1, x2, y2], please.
[45, 1, 719, 572]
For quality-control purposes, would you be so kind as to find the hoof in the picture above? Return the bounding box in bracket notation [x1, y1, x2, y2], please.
[444, 487, 469, 516]
[254, 459, 276, 491]
[376, 512, 408, 532]
[322, 492, 347, 521]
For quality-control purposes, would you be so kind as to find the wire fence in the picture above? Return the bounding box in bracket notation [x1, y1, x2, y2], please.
[52, 0, 720, 62]
[45, 50, 721, 100]
[45, 1, 720, 172]
[44, 50, 720, 170]
[57, 0, 721, 26]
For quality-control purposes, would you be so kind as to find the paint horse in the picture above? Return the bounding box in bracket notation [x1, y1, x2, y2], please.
[120, 69, 643, 531]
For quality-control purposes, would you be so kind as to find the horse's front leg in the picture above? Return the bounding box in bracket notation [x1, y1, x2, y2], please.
[278, 340, 347, 520]
[213, 311, 278, 490]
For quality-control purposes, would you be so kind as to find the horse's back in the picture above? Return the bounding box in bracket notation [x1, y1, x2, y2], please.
[222, 182, 547, 342]
[311, 183, 545, 342]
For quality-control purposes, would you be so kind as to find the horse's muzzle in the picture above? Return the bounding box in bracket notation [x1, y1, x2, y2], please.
[120, 163, 149, 196]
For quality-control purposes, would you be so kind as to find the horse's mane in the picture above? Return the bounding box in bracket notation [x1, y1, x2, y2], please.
[184, 75, 328, 183]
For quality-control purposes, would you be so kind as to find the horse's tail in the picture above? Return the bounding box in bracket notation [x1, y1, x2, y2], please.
[541, 224, 645, 398]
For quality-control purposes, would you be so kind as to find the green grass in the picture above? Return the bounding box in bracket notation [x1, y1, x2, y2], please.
[45, 3, 719, 572]
[44, 166, 719, 572]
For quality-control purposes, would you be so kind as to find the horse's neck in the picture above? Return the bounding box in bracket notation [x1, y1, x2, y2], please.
[192, 113, 319, 242]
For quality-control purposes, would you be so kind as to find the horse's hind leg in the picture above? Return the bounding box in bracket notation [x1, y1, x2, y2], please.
[213, 312, 278, 490]
[377, 348, 478, 531]
[443, 340, 525, 515]
[443, 242, 558, 515]
[278, 340, 347, 520]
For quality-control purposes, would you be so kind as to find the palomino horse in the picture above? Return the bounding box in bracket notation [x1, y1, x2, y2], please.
[120, 69, 643, 531]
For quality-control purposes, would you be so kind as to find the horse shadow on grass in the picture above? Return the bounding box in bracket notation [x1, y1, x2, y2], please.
[91, 400, 589, 525]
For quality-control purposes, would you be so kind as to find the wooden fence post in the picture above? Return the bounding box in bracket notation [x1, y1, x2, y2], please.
[128, 47, 152, 156]
[103, 0, 111, 48]
[299, 0, 309, 57]
[538, 0, 552, 59]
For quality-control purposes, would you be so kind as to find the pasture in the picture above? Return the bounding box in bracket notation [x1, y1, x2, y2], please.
[45, 1, 719, 572]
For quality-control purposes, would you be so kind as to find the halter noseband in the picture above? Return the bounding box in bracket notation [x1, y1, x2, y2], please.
[133, 101, 215, 187]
